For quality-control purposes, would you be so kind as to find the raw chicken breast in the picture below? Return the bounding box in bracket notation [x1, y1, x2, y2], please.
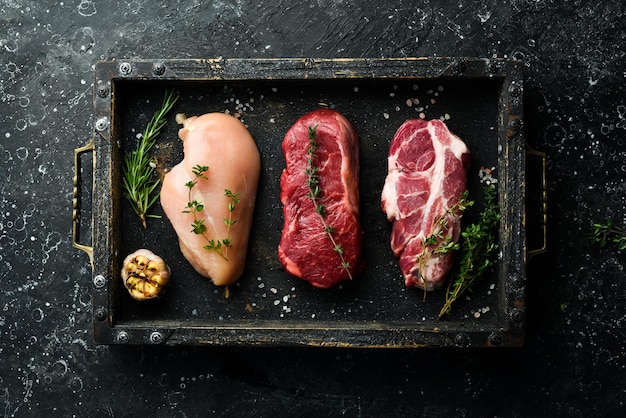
[161, 113, 261, 286]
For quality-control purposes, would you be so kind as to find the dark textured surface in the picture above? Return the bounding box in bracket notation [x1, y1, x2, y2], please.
[1, 0, 625, 416]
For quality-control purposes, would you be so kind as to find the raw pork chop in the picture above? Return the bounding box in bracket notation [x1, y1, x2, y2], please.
[381, 119, 470, 291]
[160, 112, 261, 286]
[278, 109, 363, 288]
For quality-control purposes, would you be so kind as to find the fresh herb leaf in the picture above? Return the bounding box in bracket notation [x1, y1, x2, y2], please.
[122, 89, 179, 228]
[183, 166, 240, 260]
[415, 191, 473, 300]
[438, 184, 501, 318]
[592, 221, 626, 250]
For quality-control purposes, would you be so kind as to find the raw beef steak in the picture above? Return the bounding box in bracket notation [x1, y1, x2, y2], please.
[278, 109, 363, 288]
[381, 119, 470, 291]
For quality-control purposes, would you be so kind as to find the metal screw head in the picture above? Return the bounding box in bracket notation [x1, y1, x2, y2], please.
[488, 332, 504, 346]
[488, 62, 500, 74]
[119, 62, 132, 76]
[511, 273, 525, 288]
[116, 331, 130, 344]
[149, 331, 164, 344]
[508, 118, 523, 131]
[510, 308, 525, 326]
[95, 117, 109, 132]
[509, 83, 522, 97]
[451, 59, 466, 75]
[454, 333, 470, 347]
[96, 84, 109, 98]
[93, 274, 106, 288]
[152, 62, 166, 75]
[94, 307, 107, 321]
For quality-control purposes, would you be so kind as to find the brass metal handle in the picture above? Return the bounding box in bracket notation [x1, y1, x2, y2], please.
[73, 138, 95, 269]
[526, 145, 547, 258]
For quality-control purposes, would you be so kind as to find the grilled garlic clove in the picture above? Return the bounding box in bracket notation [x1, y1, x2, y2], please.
[121, 249, 171, 301]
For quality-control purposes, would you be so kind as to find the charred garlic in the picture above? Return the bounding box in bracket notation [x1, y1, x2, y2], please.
[121, 249, 170, 300]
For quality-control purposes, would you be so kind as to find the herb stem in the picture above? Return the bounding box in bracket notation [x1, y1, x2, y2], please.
[415, 191, 472, 300]
[183, 165, 239, 261]
[123, 89, 179, 228]
[306, 125, 352, 279]
[438, 184, 500, 318]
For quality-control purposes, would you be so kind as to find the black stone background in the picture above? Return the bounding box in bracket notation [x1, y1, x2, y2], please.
[1, 0, 625, 416]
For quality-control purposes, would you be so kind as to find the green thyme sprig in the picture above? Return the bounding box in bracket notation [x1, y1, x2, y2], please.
[415, 190, 473, 300]
[305, 125, 352, 278]
[122, 89, 179, 229]
[592, 221, 626, 250]
[438, 184, 500, 318]
[183, 165, 240, 261]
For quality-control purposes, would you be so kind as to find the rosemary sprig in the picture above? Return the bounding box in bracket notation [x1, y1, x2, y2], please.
[305, 125, 352, 278]
[591, 221, 626, 250]
[438, 184, 501, 318]
[122, 89, 179, 229]
[183, 165, 240, 260]
[415, 190, 473, 300]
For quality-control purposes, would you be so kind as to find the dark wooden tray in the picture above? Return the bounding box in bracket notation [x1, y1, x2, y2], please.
[74, 58, 533, 347]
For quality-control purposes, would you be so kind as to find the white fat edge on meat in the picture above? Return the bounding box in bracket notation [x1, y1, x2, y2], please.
[381, 153, 400, 220]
